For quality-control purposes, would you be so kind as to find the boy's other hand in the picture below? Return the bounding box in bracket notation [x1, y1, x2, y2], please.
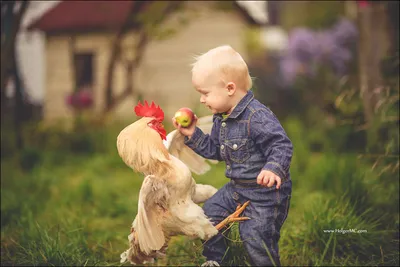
[172, 115, 198, 138]
[257, 170, 282, 189]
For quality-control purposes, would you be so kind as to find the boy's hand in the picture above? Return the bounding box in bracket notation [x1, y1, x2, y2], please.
[257, 170, 282, 189]
[172, 115, 198, 138]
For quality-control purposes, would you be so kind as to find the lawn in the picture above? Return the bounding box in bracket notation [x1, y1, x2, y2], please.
[1, 120, 398, 266]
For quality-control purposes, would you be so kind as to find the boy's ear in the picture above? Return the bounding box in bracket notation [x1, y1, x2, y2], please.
[226, 82, 236, 96]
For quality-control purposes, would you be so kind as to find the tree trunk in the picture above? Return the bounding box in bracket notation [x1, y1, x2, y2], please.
[357, 2, 388, 125]
[12, 45, 24, 150]
[1, 1, 29, 101]
[357, 2, 392, 151]
[0, 1, 29, 149]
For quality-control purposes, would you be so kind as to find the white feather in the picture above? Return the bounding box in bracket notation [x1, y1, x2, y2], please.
[135, 175, 169, 254]
[163, 115, 218, 175]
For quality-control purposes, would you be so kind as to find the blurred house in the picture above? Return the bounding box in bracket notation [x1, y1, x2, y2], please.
[16, 1, 60, 105]
[3, 1, 59, 120]
[27, 0, 264, 122]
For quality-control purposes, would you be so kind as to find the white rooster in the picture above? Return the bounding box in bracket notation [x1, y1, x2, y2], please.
[117, 101, 249, 265]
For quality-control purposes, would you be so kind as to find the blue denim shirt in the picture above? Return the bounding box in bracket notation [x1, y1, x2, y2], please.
[184, 90, 293, 180]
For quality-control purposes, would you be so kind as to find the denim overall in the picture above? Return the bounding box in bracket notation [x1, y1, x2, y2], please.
[185, 90, 293, 266]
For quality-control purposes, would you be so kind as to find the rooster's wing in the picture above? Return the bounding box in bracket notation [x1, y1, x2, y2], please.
[163, 115, 218, 175]
[134, 175, 170, 254]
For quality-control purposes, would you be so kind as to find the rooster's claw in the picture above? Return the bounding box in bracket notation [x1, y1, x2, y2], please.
[215, 200, 251, 230]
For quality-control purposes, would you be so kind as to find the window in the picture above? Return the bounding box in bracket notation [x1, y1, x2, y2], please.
[74, 53, 94, 91]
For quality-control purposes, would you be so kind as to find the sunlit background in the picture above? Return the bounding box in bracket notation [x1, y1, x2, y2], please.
[1, 1, 399, 266]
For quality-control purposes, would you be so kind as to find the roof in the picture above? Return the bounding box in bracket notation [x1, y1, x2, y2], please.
[236, 1, 268, 24]
[27, 1, 136, 32]
[27, 1, 260, 33]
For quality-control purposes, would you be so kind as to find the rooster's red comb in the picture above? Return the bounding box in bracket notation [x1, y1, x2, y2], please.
[134, 100, 164, 121]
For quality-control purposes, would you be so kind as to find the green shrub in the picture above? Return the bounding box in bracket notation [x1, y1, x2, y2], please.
[282, 117, 312, 174]
[1, 137, 15, 159]
[68, 132, 95, 154]
[18, 147, 42, 171]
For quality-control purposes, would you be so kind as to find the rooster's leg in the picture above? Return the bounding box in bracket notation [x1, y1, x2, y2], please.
[215, 200, 251, 230]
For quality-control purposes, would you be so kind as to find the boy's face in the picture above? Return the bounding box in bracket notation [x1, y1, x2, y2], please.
[192, 70, 233, 114]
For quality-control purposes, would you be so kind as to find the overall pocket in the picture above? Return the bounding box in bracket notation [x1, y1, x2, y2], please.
[279, 194, 291, 225]
[276, 183, 292, 226]
[226, 139, 250, 163]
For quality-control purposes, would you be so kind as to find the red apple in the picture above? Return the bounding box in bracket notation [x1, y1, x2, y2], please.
[174, 107, 195, 128]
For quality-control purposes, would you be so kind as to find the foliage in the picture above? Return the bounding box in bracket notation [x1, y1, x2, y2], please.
[243, 27, 264, 59]
[21, 118, 118, 156]
[135, 1, 185, 41]
[276, 18, 398, 159]
[213, 1, 236, 12]
[281, 1, 345, 31]
[18, 146, 42, 171]
[279, 18, 358, 87]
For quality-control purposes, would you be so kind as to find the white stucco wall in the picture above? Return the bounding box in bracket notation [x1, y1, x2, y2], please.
[13, 1, 60, 104]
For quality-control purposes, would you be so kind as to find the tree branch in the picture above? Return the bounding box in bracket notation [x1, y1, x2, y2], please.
[103, 31, 148, 114]
[102, 1, 182, 116]
[103, 1, 147, 110]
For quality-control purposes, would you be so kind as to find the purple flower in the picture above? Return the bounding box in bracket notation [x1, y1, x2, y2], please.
[280, 57, 301, 86]
[279, 56, 316, 86]
[330, 47, 352, 76]
[286, 28, 317, 64]
[279, 18, 358, 86]
[331, 18, 358, 46]
[314, 31, 352, 75]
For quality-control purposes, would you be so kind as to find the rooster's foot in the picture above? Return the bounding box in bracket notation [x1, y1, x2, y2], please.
[215, 200, 251, 230]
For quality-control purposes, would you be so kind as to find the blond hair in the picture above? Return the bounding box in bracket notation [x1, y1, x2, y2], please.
[191, 45, 252, 91]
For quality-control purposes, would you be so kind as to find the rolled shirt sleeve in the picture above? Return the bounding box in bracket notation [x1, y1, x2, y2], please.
[184, 125, 222, 161]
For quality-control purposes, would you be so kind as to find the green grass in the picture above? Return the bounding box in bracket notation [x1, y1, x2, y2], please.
[1, 122, 399, 266]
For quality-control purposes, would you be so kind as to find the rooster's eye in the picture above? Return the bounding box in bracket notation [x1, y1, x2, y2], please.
[148, 120, 158, 128]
